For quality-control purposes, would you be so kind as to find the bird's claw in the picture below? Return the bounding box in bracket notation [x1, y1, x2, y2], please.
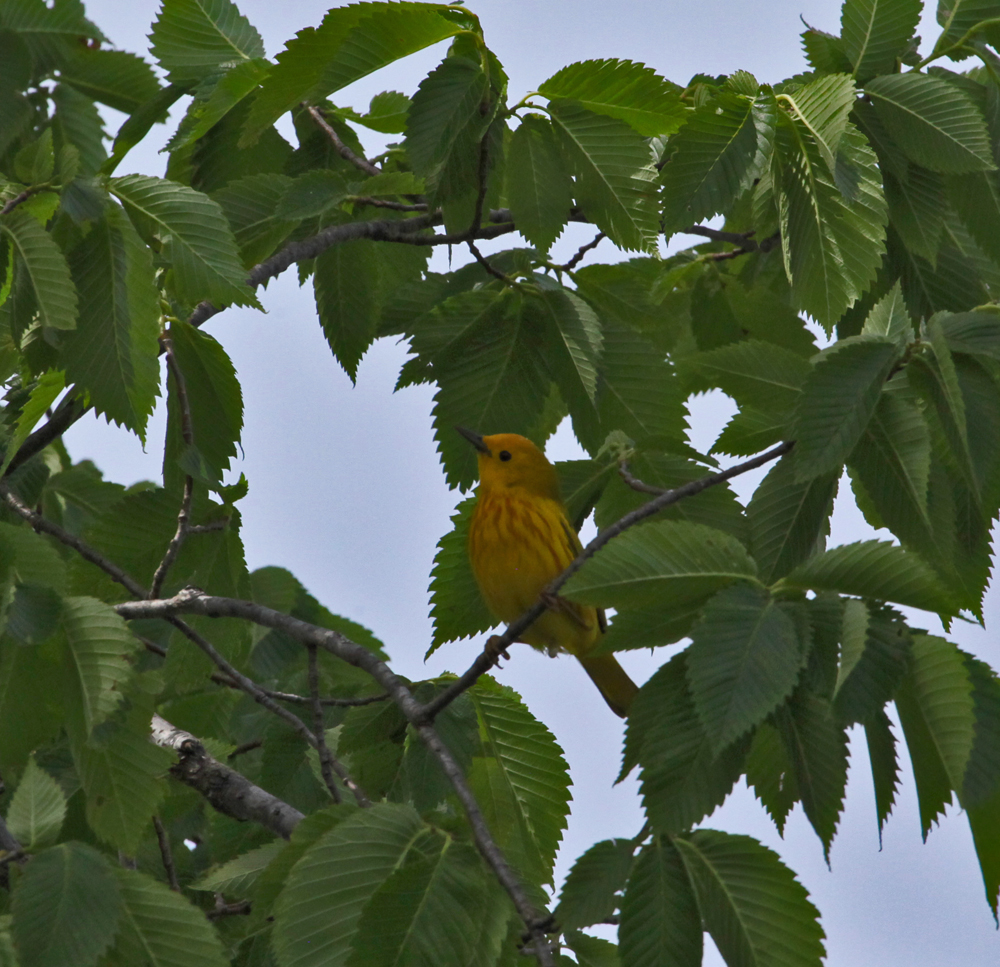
[484, 635, 511, 665]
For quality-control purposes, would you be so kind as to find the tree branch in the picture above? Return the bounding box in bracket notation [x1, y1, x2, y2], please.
[420, 441, 795, 720]
[152, 815, 181, 891]
[3, 394, 89, 478]
[151, 715, 305, 839]
[308, 644, 342, 805]
[683, 224, 781, 260]
[306, 104, 381, 177]
[150, 341, 194, 598]
[558, 232, 605, 272]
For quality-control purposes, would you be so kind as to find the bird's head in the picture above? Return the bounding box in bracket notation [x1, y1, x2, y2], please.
[456, 427, 561, 499]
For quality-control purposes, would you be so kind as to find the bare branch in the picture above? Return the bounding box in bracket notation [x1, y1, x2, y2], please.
[227, 739, 263, 760]
[683, 224, 781, 261]
[558, 232, 606, 272]
[151, 715, 305, 839]
[0, 814, 25, 890]
[187, 520, 229, 534]
[4, 394, 89, 478]
[308, 645, 342, 805]
[352, 196, 429, 212]
[305, 104, 381, 177]
[150, 342, 194, 598]
[467, 240, 512, 283]
[0, 187, 47, 217]
[206, 897, 252, 920]
[153, 816, 180, 891]
[618, 459, 667, 495]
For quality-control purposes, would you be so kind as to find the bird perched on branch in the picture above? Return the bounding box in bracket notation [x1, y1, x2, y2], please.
[458, 427, 639, 717]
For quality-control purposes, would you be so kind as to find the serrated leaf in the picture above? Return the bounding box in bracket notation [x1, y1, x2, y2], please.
[212, 172, 295, 266]
[555, 839, 635, 931]
[11, 842, 120, 967]
[74, 699, 171, 853]
[468, 680, 570, 884]
[780, 74, 857, 180]
[276, 170, 348, 220]
[792, 337, 901, 481]
[747, 454, 839, 584]
[801, 26, 854, 74]
[105, 867, 229, 967]
[661, 90, 775, 234]
[346, 836, 501, 967]
[688, 585, 805, 754]
[563, 520, 758, 612]
[60, 48, 161, 114]
[674, 830, 826, 967]
[0, 207, 77, 331]
[685, 339, 811, 410]
[0, 631, 62, 775]
[865, 708, 900, 843]
[427, 496, 494, 652]
[506, 116, 573, 252]
[62, 203, 161, 438]
[4, 757, 65, 850]
[626, 653, 749, 832]
[539, 59, 686, 137]
[149, 0, 265, 85]
[777, 118, 886, 329]
[549, 100, 659, 252]
[939, 309, 1000, 359]
[272, 803, 424, 967]
[242, 3, 469, 146]
[2, 372, 66, 476]
[841, 0, 922, 82]
[865, 72, 994, 173]
[776, 690, 849, 860]
[861, 280, 913, 342]
[712, 406, 789, 457]
[109, 174, 259, 309]
[356, 90, 411, 133]
[884, 163, 946, 263]
[60, 596, 140, 742]
[895, 635, 975, 837]
[948, 168, 1000, 265]
[744, 721, 800, 835]
[783, 539, 957, 614]
[936, 0, 1000, 48]
[619, 837, 702, 967]
[314, 234, 427, 382]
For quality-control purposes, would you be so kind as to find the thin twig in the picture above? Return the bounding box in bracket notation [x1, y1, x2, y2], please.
[465, 132, 494, 241]
[188, 520, 229, 535]
[308, 645, 342, 804]
[0, 188, 43, 218]
[558, 232, 605, 272]
[305, 104, 381, 177]
[153, 816, 181, 891]
[4, 394, 89, 478]
[206, 897, 252, 920]
[467, 240, 511, 283]
[618, 460, 667, 495]
[683, 224, 781, 261]
[352, 197, 429, 212]
[419, 440, 794, 721]
[227, 739, 263, 760]
[150, 342, 194, 598]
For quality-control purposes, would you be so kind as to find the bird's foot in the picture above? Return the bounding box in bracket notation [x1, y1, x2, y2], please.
[484, 635, 511, 665]
[539, 590, 589, 629]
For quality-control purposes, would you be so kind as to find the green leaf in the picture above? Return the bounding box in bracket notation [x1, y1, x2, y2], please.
[685, 339, 811, 411]
[0, 631, 62, 775]
[780, 74, 857, 179]
[884, 164, 946, 263]
[661, 90, 775, 234]
[212, 172, 295, 267]
[468, 680, 571, 884]
[688, 584, 805, 753]
[109, 174, 259, 309]
[626, 653, 749, 832]
[104, 867, 229, 967]
[563, 520, 758, 612]
[549, 100, 659, 252]
[783, 540, 957, 614]
[801, 25, 854, 74]
[60, 596, 141, 742]
[564, 932, 619, 967]
[555, 839, 635, 931]
[861, 281, 913, 343]
[938, 309, 1000, 360]
[777, 118, 886, 330]
[865, 73, 995, 173]
[936, 0, 1000, 48]
[506, 116, 574, 252]
[775, 690, 849, 861]
[0, 521, 66, 591]
[744, 721, 800, 835]
[3, 372, 66, 476]
[747, 455, 838, 584]
[356, 90, 411, 133]
[895, 635, 975, 837]
[791, 337, 900, 481]
[242, 3, 470, 146]
[947, 168, 1000, 265]
[427, 496, 494, 652]
[73, 699, 171, 853]
[106, 84, 187, 176]
[276, 170, 348, 220]
[619, 837, 702, 967]
[841, 0, 922, 82]
[272, 803, 424, 967]
[62, 203, 161, 439]
[865, 709, 901, 844]
[346, 836, 504, 967]
[430, 289, 550, 490]
[149, 0, 265, 85]
[712, 406, 789, 457]
[314, 235, 427, 382]
[0, 207, 77, 331]
[60, 48, 161, 114]
[163, 320, 243, 487]
[538, 59, 686, 137]
[674, 830, 826, 967]
[191, 840, 286, 894]
[355, 170, 425, 197]
[11, 842, 121, 967]
[4, 757, 65, 850]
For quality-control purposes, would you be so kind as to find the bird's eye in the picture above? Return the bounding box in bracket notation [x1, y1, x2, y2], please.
[499, 450, 512, 462]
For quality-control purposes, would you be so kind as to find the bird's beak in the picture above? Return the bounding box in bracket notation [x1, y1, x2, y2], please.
[456, 426, 490, 454]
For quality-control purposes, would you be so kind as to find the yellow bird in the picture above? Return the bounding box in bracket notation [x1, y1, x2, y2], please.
[458, 427, 639, 717]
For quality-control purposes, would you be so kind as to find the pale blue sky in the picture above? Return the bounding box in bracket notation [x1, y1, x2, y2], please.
[70, 2, 1000, 964]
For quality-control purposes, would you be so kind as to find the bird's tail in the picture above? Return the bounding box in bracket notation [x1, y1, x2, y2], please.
[577, 653, 639, 718]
